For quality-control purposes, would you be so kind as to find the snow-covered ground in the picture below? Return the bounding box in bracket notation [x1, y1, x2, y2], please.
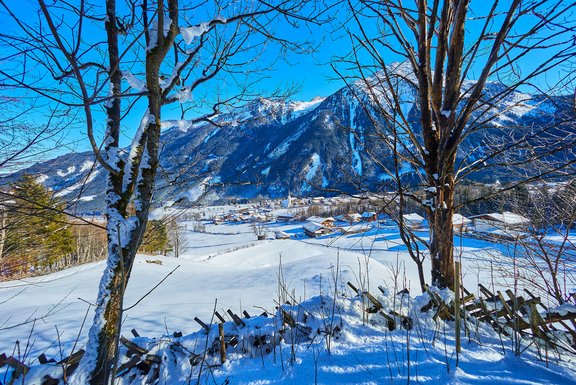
[1, 219, 575, 384]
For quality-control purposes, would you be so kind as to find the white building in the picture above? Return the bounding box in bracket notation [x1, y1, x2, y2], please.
[452, 213, 472, 233]
[303, 222, 331, 238]
[306, 216, 335, 227]
[471, 212, 531, 232]
[403, 213, 425, 229]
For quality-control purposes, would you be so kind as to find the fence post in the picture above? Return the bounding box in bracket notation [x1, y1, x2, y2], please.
[455, 261, 461, 364]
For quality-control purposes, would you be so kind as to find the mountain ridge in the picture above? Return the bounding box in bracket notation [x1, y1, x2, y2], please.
[2, 70, 573, 212]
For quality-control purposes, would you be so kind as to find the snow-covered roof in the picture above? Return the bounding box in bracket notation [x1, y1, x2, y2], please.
[346, 213, 362, 219]
[337, 224, 371, 234]
[303, 222, 325, 232]
[306, 216, 334, 224]
[452, 213, 472, 225]
[479, 228, 530, 240]
[403, 213, 424, 221]
[473, 212, 530, 225]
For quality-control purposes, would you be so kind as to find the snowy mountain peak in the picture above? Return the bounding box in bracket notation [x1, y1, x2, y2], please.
[3, 78, 572, 211]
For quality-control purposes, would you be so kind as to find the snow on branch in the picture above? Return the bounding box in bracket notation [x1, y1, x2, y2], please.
[122, 71, 147, 92]
[122, 111, 155, 193]
[180, 15, 227, 44]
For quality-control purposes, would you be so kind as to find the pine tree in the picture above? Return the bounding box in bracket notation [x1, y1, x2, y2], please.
[138, 219, 171, 255]
[3, 174, 74, 275]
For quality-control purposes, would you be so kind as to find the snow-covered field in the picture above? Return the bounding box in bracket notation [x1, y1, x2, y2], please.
[1, 218, 575, 384]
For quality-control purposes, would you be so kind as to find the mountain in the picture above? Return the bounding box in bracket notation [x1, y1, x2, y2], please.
[3, 64, 574, 212]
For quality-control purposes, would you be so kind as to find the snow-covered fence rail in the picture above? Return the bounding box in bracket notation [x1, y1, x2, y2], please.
[2, 284, 575, 385]
[416, 282, 576, 355]
[0, 298, 342, 385]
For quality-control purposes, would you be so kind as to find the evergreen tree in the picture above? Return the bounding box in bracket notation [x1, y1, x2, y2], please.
[138, 219, 171, 255]
[3, 174, 74, 274]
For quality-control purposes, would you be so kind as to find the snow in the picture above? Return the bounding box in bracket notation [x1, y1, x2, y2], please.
[57, 166, 76, 177]
[122, 70, 147, 91]
[79, 160, 95, 172]
[180, 22, 210, 44]
[545, 233, 576, 244]
[475, 212, 531, 226]
[203, 127, 221, 143]
[35, 174, 48, 184]
[301, 153, 322, 192]
[146, 17, 172, 51]
[305, 153, 321, 181]
[184, 179, 209, 202]
[268, 124, 306, 159]
[303, 221, 325, 233]
[78, 194, 96, 202]
[349, 133, 363, 176]
[2, 218, 576, 384]
[161, 119, 192, 132]
[550, 303, 576, 316]
[288, 96, 325, 117]
[452, 213, 471, 225]
[176, 86, 192, 102]
[403, 213, 424, 221]
[54, 170, 99, 197]
[122, 111, 155, 192]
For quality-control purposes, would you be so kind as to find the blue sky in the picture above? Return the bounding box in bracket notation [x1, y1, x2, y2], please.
[1, 0, 349, 157]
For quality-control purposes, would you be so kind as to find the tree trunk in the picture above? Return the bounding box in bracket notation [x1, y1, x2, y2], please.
[430, 173, 456, 289]
[73, 4, 170, 382]
[416, 258, 426, 292]
[0, 206, 6, 261]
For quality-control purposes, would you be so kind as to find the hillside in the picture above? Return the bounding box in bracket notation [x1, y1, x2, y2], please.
[1, 219, 575, 384]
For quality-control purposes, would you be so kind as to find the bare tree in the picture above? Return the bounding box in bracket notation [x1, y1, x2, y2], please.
[251, 217, 267, 240]
[335, 0, 576, 289]
[503, 180, 576, 305]
[0, 0, 323, 383]
[167, 217, 187, 257]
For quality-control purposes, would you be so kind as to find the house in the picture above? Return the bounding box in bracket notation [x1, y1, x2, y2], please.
[471, 212, 531, 232]
[361, 211, 377, 222]
[275, 231, 291, 239]
[452, 213, 472, 233]
[484, 228, 530, 241]
[345, 213, 362, 223]
[336, 223, 371, 235]
[334, 214, 346, 222]
[303, 222, 332, 238]
[236, 207, 252, 215]
[306, 216, 335, 227]
[276, 213, 294, 222]
[403, 213, 425, 229]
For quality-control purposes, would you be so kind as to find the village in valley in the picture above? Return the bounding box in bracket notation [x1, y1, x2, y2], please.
[196, 194, 533, 242]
